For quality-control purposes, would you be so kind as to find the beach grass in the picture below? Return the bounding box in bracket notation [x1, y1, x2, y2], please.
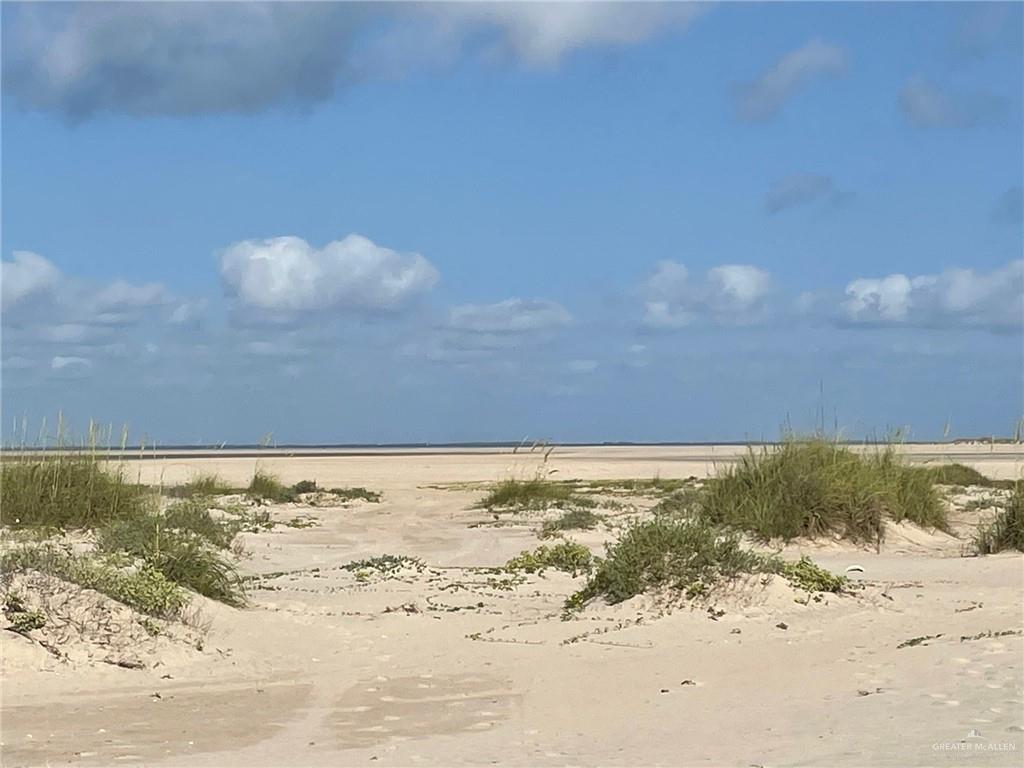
[974, 484, 1024, 554]
[1, 449, 249, 608]
[247, 469, 296, 502]
[165, 472, 236, 498]
[700, 438, 946, 545]
[539, 508, 602, 538]
[0, 452, 151, 529]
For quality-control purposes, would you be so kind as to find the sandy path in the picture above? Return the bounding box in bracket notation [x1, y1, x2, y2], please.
[2, 448, 1022, 767]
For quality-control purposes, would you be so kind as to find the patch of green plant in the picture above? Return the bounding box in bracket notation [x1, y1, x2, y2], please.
[342, 554, 422, 576]
[539, 509, 602, 538]
[247, 470, 295, 502]
[478, 478, 591, 511]
[3, 593, 47, 633]
[284, 515, 319, 529]
[97, 507, 246, 607]
[567, 518, 770, 610]
[974, 484, 1024, 554]
[1, 545, 188, 618]
[139, 617, 162, 637]
[505, 542, 594, 576]
[919, 463, 1016, 490]
[291, 479, 318, 494]
[700, 439, 947, 545]
[164, 473, 235, 499]
[773, 556, 846, 593]
[327, 487, 382, 503]
[0, 454, 151, 529]
[585, 478, 690, 495]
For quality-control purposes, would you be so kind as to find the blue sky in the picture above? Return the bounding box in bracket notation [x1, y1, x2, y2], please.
[2, 2, 1022, 444]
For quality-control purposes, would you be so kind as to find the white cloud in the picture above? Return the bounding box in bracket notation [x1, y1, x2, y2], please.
[898, 76, 1002, 129]
[4, 2, 705, 119]
[219, 234, 439, 313]
[437, 2, 706, 67]
[842, 261, 1023, 331]
[1, 251, 61, 309]
[642, 261, 772, 328]
[736, 39, 847, 122]
[48, 356, 93, 376]
[448, 298, 571, 334]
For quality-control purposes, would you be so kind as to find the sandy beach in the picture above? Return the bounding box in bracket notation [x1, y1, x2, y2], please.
[2, 444, 1022, 767]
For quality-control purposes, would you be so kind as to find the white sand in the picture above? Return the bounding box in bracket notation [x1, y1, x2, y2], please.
[2, 445, 1022, 767]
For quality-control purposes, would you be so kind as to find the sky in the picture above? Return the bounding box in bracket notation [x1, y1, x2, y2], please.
[1, 1, 1022, 445]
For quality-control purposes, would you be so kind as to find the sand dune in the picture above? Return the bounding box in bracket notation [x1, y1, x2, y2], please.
[2, 446, 1022, 766]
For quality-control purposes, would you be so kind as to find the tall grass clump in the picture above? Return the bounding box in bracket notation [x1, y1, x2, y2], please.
[975, 484, 1024, 554]
[247, 470, 294, 502]
[1, 453, 150, 529]
[568, 518, 769, 608]
[97, 501, 246, 606]
[701, 439, 946, 545]
[165, 472, 234, 498]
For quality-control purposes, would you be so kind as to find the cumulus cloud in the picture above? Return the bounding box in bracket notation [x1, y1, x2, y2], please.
[219, 234, 439, 314]
[2, 251, 169, 330]
[735, 39, 847, 122]
[898, 76, 1002, 129]
[842, 260, 1023, 331]
[765, 174, 838, 214]
[3, 2, 705, 119]
[448, 298, 571, 334]
[642, 262, 772, 329]
[1, 251, 61, 309]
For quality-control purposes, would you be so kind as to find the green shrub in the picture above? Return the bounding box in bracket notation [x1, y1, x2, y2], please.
[1, 545, 187, 618]
[247, 470, 294, 502]
[505, 542, 594, 576]
[3, 593, 46, 633]
[0, 454, 151, 529]
[568, 518, 768, 608]
[773, 556, 846, 593]
[700, 439, 946, 544]
[328, 487, 382, 503]
[540, 509, 601, 538]
[975, 485, 1024, 554]
[292, 479, 318, 494]
[478, 479, 584, 510]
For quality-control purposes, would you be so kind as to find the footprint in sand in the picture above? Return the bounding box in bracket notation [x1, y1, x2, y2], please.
[330, 674, 519, 748]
